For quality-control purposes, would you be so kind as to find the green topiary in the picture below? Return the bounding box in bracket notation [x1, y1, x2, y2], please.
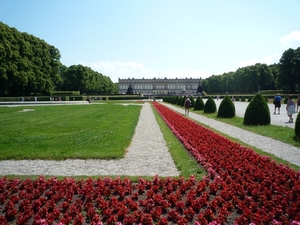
[241, 96, 245, 102]
[176, 96, 182, 106]
[181, 96, 185, 107]
[295, 113, 300, 139]
[284, 97, 288, 104]
[190, 96, 195, 108]
[204, 97, 217, 113]
[172, 96, 178, 104]
[194, 96, 204, 110]
[243, 93, 270, 125]
[217, 95, 235, 118]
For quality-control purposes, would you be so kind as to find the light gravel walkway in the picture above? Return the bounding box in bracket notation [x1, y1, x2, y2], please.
[0, 103, 180, 176]
[163, 102, 300, 167]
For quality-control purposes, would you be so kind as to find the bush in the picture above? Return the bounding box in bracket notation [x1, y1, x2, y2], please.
[194, 96, 204, 110]
[295, 113, 300, 139]
[243, 93, 270, 125]
[217, 95, 235, 118]
[284, 97, 288, 104]
[181, 96, 185, 107]
[204, 97, 217, 113]
[241, 96, 245, 102]
[190, 96, 195, 108]
[173, 96, 178, 104]
[176, 96, 182, 106]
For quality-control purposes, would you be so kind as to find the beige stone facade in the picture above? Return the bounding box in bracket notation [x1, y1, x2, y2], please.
[118, 77, 202, 95]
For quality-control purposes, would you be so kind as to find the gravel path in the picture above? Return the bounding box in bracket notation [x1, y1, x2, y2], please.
[0, 103, 180, 176]
[163, 102, 300, 167]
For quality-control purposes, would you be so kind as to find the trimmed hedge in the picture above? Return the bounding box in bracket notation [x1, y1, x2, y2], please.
[217, 95, 235, 118]
[204, 97, 217, 113]
[243, 93, 270, 125]
[194, 96, 204, 110]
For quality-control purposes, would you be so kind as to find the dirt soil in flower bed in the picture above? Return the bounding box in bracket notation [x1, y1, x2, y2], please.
[0, 102, 300, 224]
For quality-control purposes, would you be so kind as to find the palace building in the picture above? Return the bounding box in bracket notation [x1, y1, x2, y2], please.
[118, 77, 203, 96]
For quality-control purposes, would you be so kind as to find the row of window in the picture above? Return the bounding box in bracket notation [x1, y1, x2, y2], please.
[119, 84, 198, 90]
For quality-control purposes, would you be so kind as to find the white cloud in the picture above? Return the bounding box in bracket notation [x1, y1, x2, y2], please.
[80, 60, 150, 83]
[280, 31, 300, 48]
[81, 60, 209, 83]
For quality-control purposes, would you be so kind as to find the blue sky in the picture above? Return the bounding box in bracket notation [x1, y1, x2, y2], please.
[1, 1, 300, 83]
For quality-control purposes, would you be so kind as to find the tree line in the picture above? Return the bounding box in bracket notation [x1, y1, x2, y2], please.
[202, 46, 300, 94]
[0, 22, 117, 97]
[1, 21, 299, 96]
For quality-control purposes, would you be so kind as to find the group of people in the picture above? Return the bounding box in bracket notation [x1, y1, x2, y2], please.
[274, 93, 300, 123]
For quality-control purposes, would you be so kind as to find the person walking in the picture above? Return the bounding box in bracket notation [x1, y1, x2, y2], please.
[184, 96, 191, 116]
[286, 96, 296, 123]
[273, 93, 282, 114]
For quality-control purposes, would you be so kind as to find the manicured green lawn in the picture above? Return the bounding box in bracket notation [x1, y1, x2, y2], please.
[0, 101, 206, 180]
[0, 103, 141, 160]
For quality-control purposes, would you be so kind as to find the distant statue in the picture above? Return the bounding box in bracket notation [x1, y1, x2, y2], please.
[126, 83, 134, 94]
[197, 78, 203, 94]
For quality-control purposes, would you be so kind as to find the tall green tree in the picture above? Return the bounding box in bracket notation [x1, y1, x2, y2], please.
[277, 48, 299, 92]
[0, 22, 61, 96]
[61, 64, 117, 94]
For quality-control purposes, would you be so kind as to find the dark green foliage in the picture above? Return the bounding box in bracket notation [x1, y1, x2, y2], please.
[248, 97, 252, 102]
[0, 22, 61, 96]
[194, 96, 204, 110]
[181, 96, 185, 107]
[278, 48, 300, 92]
[177, 96, 182, 106]
[243, 93, 270, 125]
[217, 95, 235, 118]
[295, 113, 300, 139]
[172, 96, 178, 104]
[174, 96, 177, 104]
[284, 97, 288, 104]
[204, 97, 217, 113]
[241, 96, 245, 102]
[190, 96, 195, 107]
[0, 22, 117, 96]
[61, 65, 116, 94]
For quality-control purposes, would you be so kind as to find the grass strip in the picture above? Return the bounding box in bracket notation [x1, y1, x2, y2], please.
[152, 105, 206, 180]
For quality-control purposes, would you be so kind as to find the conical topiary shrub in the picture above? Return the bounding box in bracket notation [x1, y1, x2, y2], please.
[181, 96, 185, 107]
[176, 96, 182, 106]
[243, 93, 270, 125]
[190, 96, 195, 108]
[194, 96, 204, 110]
[172, 96, 178, 104]
[204, 97, 217, 113]
[217, 95, 235, 118]
[294, 113, 300, 139]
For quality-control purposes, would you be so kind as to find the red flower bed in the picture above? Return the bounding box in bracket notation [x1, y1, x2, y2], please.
[152, 102, 300, 224]
[0, 102, 299, 224]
